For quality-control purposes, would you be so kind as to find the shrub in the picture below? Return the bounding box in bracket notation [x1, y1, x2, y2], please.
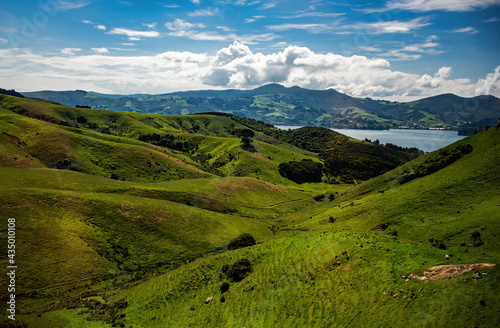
[221, 259, 252, 282]
[220, 282, 230, 293]
[227, 233, 256, 250]
[314, 194, 325, 202]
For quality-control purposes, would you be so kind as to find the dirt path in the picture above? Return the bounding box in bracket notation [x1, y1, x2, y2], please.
[406, 263, 496, 281]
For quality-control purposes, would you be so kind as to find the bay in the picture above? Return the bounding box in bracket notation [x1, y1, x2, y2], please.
[275, 126, 466, 153]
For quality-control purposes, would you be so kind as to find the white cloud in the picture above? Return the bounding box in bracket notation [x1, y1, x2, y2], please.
[475, 66, 500, 95]
[165, 19, 275, 43]
[188, 7, 220, 16]
[143, 22, 157, 29]
[354, 17, 431, 34]
[383, 40, 443, 61]
[483, 17, 500, 22]
[96, 25, 106, 30]
[165, 19, 205, 31]
[260, 2, 277, 9]
[384, 0, 500, 12]
[267, 23, 333, 33]
[1, 44, 499, 101]
[451, 26, 479, 34]
[217, 26, 234, 32]
[281, 12, 345, 18]
[417, 66, 452, 88]
[91, 47, 109, 53]
[108, 28, 160, 40]
[190, 0, 200, 4]
[58, 1, 91, 11]
[61, 48, 82, 55]
[359, 46, 382, 52]
[0, 38, 7, 44]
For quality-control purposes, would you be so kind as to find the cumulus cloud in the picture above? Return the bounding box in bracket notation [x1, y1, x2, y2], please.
[475, 66, 500, 95]
[417, 66, 452, 88]
[1, 44, 499, 101]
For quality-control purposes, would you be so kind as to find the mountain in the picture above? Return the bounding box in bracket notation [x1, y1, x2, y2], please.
[22, 84, 500, 133]
[1, 93, 498, 327]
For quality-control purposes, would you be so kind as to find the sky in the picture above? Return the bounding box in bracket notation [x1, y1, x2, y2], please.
[0, 0, 499, 101]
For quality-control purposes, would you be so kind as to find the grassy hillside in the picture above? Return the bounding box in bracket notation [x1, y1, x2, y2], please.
[0, 94, 327, 187]
[22, 84, 500, 131]
[79, 125, 496, 328]
[0, 94, 498, 327]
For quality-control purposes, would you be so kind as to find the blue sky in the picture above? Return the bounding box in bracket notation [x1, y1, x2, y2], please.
[0, 0, 499, 101]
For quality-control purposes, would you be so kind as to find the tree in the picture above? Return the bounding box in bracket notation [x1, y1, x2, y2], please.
[227, 233, 256, 250]
[234, 128, 255, 148]
[471, 231, 482, 247]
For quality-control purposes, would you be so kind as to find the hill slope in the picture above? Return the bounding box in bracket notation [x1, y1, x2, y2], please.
[0, 94, 498, 327]
[21, 84, 500, 132]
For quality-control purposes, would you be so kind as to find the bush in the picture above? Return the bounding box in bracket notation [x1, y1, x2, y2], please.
[313, 194, 325, 202]
[221, 259, 252, 282]
[227, 233, 256, 250]
[220, 282, 230, 293]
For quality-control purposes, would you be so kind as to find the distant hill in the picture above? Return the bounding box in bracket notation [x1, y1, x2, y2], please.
[21, 84, 500, 133]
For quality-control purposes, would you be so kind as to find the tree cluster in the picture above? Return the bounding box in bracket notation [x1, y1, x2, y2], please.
[399, 143, 473, 184]
[278, 159, 324, 183]
[138, 133, 197, 152]
[0, 88, 25, 98]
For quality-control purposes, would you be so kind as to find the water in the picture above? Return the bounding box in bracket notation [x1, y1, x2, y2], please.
[275, 126, 466, 153]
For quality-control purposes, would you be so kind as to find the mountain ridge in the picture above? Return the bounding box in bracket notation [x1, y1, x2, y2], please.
[20, 84, 500, 133]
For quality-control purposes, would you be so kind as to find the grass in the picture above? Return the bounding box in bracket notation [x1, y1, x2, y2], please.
[0, 94, 499, 327]
[30, 230, 497, 327]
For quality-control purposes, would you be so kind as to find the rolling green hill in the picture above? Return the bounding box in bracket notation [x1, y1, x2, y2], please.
[22, 84, 500, 132]
[0, 93, 499, 327]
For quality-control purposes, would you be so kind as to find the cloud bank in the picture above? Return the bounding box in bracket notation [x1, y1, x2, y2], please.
[1, 42, 499, 101]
